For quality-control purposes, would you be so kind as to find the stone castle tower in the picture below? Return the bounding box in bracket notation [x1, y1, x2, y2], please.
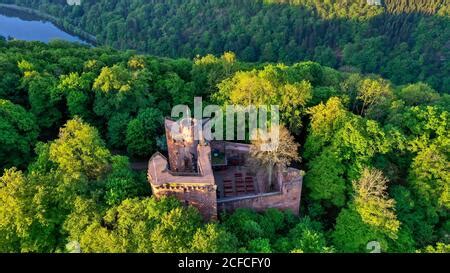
[148, 118, 303, 220]
[148, 118, 218, 220]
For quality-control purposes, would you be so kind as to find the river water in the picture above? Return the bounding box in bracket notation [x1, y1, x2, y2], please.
[0, 7, 87, 44]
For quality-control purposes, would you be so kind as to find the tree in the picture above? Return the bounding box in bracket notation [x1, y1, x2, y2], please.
[249, 125, 300, 190]
[49, 118, 111, 181]
[93, 65, 131, 93]
[390, 185, 437, 247]
[304, 147, 347, 207]
[313, 46, 337, 68]
[222, 208, 265, 245]
[25, 73, 62, 130]
[63, 197, 103, 244]
[409, 145, 450, 214]
[332, 206, 390, 253]
[0, 168, 32, 252]
[0, 168, 65, 253]
[78, 223, 123, 253]
[303, 97, 348, 158]
[107, 112, 132, 149]
[247, 238, 272, 253]
[332, 168, 404, 253]
[285, 217, 333, 253]
[191, 52, 242, 98]
[93, 64, 153, 119]
[104, 155, 148, 206]
[398, 83, 440, 106]
[191, 224, 238, 253]
[58, 72, 93, 121]
[400, 106, 449, 216]
[0, 99, 39, 170]
[279, 81, 313, 132]
[419, 243, 450, 253]
[155, 72, 193, 106]
[69, 197, 181, 253]
[151, 207, 203, 253]
[353, 168, 400, 238]
[126, 108, 163, 158]
[214, 65, 313, 132]
[356, 78, 392, 116]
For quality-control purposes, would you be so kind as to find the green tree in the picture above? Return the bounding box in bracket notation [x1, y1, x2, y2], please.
[151, 207, 203, 253]
[70, 197, 181, 253]
[409, 145, 450, 214]
[126, 108, 163, 158]
[191, 224, 238, 253]
[49, 118, 111, 181]
[0, 99, 39, 169]
[353, 168, 400, 238]
[398, 83, 440, 106]
[285, 217, 333, 253]
[58, 72, 93, 121]
[0, 168, 65, 252]
[303, 97, 348, 158]
[390, 185, 436, 247]
[356, 78, 393, 116]
[25, 73, 61, 130]
[93, 65, 131, 93]
[104, 156, 148, 206]
[222, 209, 265, 245]
[215, 64, 313, 132]
[107, 112, 132, 150]
[304, 147, 347, 207]
[247, 238, 272, 253]
[419, 243, 450, 253]
[332, 206, 390, 253]
[0, 168, 32, 252]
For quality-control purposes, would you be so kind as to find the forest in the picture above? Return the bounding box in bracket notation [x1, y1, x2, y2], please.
[0, 0, 449, 93]
[0, 37, 448, 253]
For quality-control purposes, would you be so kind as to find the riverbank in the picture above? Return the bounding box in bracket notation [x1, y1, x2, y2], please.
[0, 3, 97, 45]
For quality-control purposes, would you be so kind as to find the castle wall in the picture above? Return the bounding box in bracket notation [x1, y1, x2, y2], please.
[152, 183, 218, 220]
[149, 119, 304, 220]
[217, 172, 302, 216]
[148, 143, 218, 221]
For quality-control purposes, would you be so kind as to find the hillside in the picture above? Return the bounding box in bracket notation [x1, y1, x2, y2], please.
[1, 0, 449, 92]
[0, 39, 448, 253]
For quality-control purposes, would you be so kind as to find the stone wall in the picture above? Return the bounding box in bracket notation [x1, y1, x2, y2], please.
[149, 120, 304, 220]
[152, 183, 218, 220]
[217, 169, 303, 216]
[148, 145, 218, 221]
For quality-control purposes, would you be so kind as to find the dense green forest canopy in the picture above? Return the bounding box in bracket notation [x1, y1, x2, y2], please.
[1, 0, 449, 92]
[0, 40, 448, 253]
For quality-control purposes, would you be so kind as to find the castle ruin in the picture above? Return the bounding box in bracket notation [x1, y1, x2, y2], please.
[147, 118, 304, 220]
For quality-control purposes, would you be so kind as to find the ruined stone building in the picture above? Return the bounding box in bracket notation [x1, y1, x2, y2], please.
[147, 118, 304, 220]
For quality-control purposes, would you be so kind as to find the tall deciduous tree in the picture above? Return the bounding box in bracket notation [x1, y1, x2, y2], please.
[305, 147, 347, 207]
[356, 78, 392, 116]
[249, 125, 300, 190]
[353, 168, 400, 238]
[215, 64, 313, 132]
[126, 108, 163, 158]
[151, 207, 203, 253]
[190, 224, 238, 253]
[24, 73, 62, 130]
[0, 99, 39, 170]
[49, 118, 111, 181]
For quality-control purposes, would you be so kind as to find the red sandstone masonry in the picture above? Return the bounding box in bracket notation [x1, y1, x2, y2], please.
[148, 118, 304, 220]
[217, 171, 303, 215]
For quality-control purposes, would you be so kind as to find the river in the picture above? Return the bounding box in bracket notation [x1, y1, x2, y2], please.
[0, 7, 88, 44]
